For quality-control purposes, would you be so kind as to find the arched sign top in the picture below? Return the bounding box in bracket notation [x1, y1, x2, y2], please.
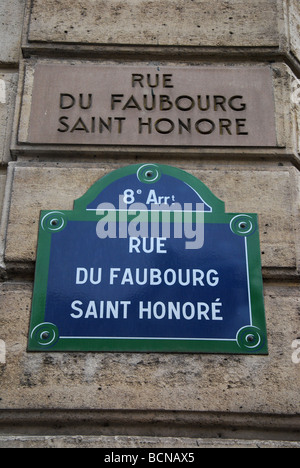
[74, 164, 225, 214]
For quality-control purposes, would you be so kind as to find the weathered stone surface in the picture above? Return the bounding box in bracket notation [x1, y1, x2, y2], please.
[289, 0, 300, 62]
[23, 64, 277, 148]
[0, 282, 299, 415]
[0, 435, 299, 448]
[272, 64, 299, 154]
[27, 0, 280, 48]
[0, 72, 18, 164]
[0, 0, 24, 64]
[14, 62, 299, 164]
[4, 162, 299, 275]
[0, 0, 299, 446]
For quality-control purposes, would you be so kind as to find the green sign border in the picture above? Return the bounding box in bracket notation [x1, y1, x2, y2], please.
[28, 164, 268, 354]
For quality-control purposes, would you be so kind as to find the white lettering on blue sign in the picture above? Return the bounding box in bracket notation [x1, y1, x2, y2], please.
[70, 299, 223, 321]
[75, 266, 219, 287]
[71, 266, 222, 321]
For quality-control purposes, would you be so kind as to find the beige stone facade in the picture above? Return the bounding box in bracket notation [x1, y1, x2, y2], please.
[0, 0, 299, 448]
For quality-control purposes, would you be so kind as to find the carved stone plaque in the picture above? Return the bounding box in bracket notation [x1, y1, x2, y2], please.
[22, 64, 277, 147]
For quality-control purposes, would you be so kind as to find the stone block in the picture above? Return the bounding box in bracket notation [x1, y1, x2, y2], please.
[0, 282, 299, 416]
[14, 61, 299, 163]
[0, 0, 24, 64]
[0, 72, 18, 164]
[289, 0, 300, 62]
[3, 162, 299, 277]
[27, 0, 280, 48]
[0, 435, 299, 448]
[272, 63, 298, 154]
[21, 64, 277, 148]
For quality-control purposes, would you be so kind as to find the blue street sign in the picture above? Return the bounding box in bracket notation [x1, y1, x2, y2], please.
[28, 164, 268, 354]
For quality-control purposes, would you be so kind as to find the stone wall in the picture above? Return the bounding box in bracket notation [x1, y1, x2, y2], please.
[0, 0, 299, 448]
